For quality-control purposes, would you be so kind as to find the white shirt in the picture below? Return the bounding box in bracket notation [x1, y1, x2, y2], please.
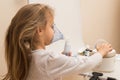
[26, 49, 102, 80]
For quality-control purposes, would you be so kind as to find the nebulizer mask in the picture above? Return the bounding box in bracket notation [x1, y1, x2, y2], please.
[51, 24, 64, 43]
[51, 24, 71, 56]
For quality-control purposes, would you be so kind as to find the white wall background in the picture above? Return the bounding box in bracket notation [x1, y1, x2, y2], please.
[0, 0, 27, 76]
[29, 0, 85, 54]
[81, 0, 120, 53]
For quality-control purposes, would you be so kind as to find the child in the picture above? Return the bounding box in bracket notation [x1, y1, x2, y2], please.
[3, 3, 112, 80]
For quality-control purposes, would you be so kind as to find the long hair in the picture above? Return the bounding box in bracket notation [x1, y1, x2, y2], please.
[3, 4, 53, 80]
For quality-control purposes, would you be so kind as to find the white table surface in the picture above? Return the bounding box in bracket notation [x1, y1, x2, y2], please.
[82, 54, 120, 80]
[102, 54, 120, 79]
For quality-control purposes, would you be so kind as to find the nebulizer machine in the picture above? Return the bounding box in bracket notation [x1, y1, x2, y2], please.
[78, 39, 117, 80]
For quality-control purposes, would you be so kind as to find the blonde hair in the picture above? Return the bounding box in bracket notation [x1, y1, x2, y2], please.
[3, 4, 53, 80]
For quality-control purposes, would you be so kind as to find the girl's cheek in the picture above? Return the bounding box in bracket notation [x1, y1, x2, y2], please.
[51, 30, 53, 40]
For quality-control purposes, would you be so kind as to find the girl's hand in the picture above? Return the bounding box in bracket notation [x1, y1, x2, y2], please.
[96, 43, 113, 57]
[62, 52, 72, 56]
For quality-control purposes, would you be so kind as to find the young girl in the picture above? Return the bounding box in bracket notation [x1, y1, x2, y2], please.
[3, 3, 112, 80]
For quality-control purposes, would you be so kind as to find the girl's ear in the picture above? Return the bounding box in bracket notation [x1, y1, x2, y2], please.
[36, 27, 44, 36]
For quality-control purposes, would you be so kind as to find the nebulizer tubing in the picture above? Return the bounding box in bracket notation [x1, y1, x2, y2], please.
[79, 72, 117, 80]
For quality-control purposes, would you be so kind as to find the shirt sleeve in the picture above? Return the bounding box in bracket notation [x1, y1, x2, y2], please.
[47, 52, 103, 78]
